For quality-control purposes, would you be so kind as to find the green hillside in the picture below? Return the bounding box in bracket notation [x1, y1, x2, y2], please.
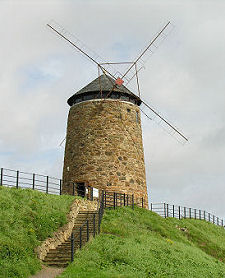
[60, 206, 225, 278]
[0, 186, 224, 278]
[0, 186, 74, 278]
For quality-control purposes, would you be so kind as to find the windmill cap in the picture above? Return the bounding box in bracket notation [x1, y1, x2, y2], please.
[67, 74, 141, 106]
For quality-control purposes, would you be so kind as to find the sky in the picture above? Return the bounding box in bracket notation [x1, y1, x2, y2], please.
[0, 0, 224, 218]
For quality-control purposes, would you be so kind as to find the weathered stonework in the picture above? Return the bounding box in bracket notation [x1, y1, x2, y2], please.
[62, 99, 148, 207]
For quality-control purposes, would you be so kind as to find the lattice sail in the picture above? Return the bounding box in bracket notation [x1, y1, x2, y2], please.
[122, 22, 174, 86]
[140, 98, 188, 144]
[47, 20, 120, 79]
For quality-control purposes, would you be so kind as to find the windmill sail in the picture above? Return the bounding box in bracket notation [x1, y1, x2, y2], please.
[140, 99, 188, 144]
[121, 21, 174, 86]
[47, 20, 120, 79]
[47, 20, 188, 145]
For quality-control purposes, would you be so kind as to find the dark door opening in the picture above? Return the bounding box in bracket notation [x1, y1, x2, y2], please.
[76, 182, 85, 198]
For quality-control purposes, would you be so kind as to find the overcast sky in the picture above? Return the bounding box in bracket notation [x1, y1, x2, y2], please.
[0, 0, 224, 218]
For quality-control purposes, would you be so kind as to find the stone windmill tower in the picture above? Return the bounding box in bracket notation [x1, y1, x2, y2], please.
[47, 21, 188, 210]
[62, 74, 148, 207]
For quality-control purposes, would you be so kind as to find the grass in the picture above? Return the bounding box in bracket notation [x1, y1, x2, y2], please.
[59, 206, 225, 278]
[0, 186, 74, 278]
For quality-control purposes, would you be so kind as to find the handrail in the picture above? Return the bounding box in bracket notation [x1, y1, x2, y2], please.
[70, 190, 137, 262]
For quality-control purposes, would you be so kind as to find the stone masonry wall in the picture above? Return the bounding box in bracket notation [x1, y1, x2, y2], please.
[62, 99, 148, 207]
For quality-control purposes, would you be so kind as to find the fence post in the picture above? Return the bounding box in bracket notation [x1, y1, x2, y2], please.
[113, 192, 116, 209]
[142, 197, 144, 208]
[164, 203, 166, 218]
[132, 195, 134, 209]
[93, 214, 96, 237]
[87, 220, 89, 241]
[199, 210, 201, 220]
[208, 213, 210, 222]
[203, 211, 206, 220]
[127, 194, 129, 206]
[115, 193, 117, 208]
[217, 217, 219, 225]
[16, 170, 19, 189]
[178, 206, 181, 220]
[150, 203, 153, 211]
[194, 209, 197, 219]
[104, 191, 106, 208]
[213, 215, 215, 224]
[167, 204, 169, 217]
[59, 179, 62, 195]
[184, 207, 186, 219]
[189, 208, 191, 219]
[173, 205, 175, 218]
[79, 227, 82, 249]
[98, 208, 101, 233]
[0, 168, 3, 186]
[71, 233, 74, 262]
[124, 193, 126, 206]
[32, 174, 35, 190]
[46, 176, 49, 194]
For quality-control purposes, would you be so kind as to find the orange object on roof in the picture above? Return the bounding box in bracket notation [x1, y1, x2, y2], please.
[115, 77, 124, 86]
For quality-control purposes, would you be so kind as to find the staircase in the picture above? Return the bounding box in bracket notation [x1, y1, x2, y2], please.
[43, 210, 99, 267]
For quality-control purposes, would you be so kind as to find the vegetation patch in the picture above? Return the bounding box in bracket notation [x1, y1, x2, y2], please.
[0, 186, 74, 278]
[60, 206, 225, 278]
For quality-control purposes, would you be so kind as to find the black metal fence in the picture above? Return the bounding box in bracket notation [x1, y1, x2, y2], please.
[70, 182, 146, 208]
[0, 168, 146, 208]
[103, 190, 144, 209]
[70, 189, 139, 262]
[150, 203, 224, 228]
[0, 167, 62, 195]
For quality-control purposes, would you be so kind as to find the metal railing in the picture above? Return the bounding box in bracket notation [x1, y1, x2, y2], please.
[150, 203, 224, 228]
[0, 167, 62, 195]
[70, 189, 144, 262]
[70, 190, 105, 262]
[70, 182, 145, 208]
[103, 190, 144, 209]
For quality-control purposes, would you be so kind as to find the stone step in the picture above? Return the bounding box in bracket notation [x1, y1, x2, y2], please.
[47, 244, 83, 252]
[43, 255, 72, 261]
[44, 209, 98, 267]
[48, 242, 90, 252]
[45, 262, 69, 267]
[45, 252, 72, 258]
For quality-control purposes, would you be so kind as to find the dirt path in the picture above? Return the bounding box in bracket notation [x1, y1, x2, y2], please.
[30, 265, 64, 278]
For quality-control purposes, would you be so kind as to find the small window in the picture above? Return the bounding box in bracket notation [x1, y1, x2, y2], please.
[121, 95, 129, 101]
[129, 98, 135, 104]
[83, 94, 89, 100]
[76, 97, 82, 103]
[111, 92, 119, 99]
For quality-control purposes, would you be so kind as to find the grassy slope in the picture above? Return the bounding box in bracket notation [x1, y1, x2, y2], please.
[60, 206, 225, 278]
[0, 186, 74, 278]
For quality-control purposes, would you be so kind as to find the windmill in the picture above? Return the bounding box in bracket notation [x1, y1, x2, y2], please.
[47, 20, 188, 207]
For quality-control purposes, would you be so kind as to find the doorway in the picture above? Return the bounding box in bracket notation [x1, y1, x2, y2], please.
[76, 182, 85, 198]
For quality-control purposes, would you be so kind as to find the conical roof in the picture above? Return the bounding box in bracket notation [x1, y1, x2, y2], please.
[76, 74, 134, 95]
[67, 74, 141, 106]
